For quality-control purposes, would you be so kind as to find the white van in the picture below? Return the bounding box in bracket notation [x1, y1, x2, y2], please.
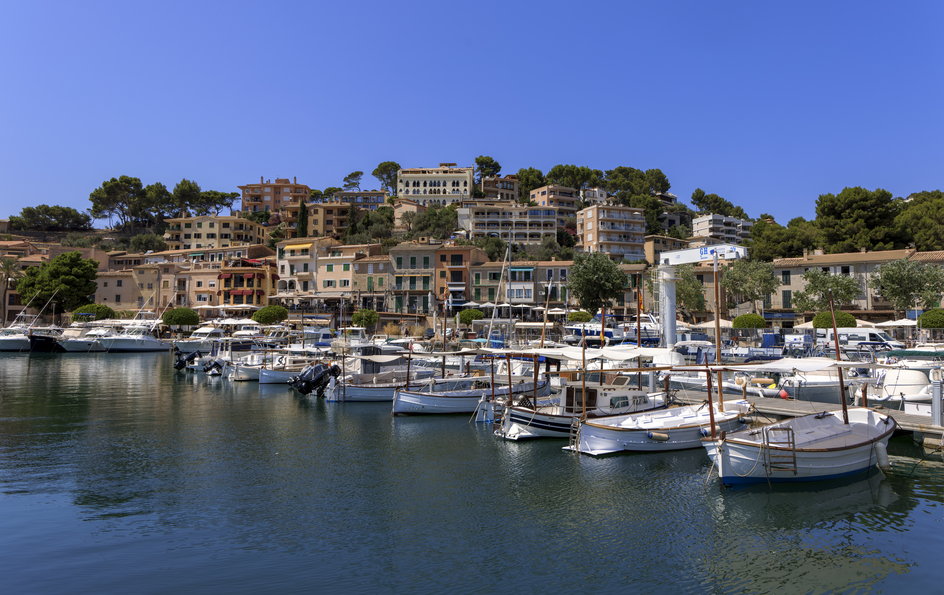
[815, 327, 905, 349]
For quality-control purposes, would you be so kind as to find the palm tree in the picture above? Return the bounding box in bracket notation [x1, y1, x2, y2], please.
[0, 257, 23, 324]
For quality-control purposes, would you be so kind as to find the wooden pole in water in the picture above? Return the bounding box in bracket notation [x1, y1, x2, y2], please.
[706, 365, 717, 440]
[581, 336, 588, 420]
[713, 251, 725, 412]
[405, 343, 411, 391]
[490, 355, 496, 404]
[829, 296, 850, 424]
[532, 354, 539, 407]
[506, 352, 513, 408]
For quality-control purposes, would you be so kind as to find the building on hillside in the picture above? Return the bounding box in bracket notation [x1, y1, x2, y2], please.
[468, 260, 573, 310]
[456, 201, 557, 245]
[388, 240, 440, 313]
[0, 240, 37, 259]
[333, 190, 389, 210]
[163, 215, 267, 250]
[312, 244, 383, 311]
[576, 204, 646, 262]
[0, 219, 8, 233]
[274, 237, 340, 298]
[238, 177, 310, 214]
[396, 164, 474, 206]
[308, 202, 354, 238]
[142, 244, 274, 266]
[691, 213, 753, 245]
[433, 245, 488, 313]
[352, 255, 392, 311]
[94, 262, 186, 311]
[217, 259, 279, 311]
[481, 175, 518, 202]
[644, 235, 689, 266]
[392, 198, 427, 232]
[580, 187, 608, 204]
[530, 185, 580, 226]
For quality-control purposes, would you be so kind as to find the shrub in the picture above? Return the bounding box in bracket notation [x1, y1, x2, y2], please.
[163, 307, 199, 326]
[351, 309, 379, 330]
[732, 313, 766, 329]
[72, 303, 116, 321]
[382, 322, 400, 337]
[567, 311, 593, 323]
[252, 305, 289, 324]
[918, 309, 944, 328]
[459, 308, 484, 326]
[811, 311, 856, 328]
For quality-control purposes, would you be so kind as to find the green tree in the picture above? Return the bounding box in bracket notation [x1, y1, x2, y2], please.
[410, 205, 458, 239]
[719, 259, 778, 314]
[894, 190, 944, 251]
[88, 176, 146, 229]
[343, 171, 364, 191]
[16, 252, 98, 318]
[242, 210, 270, 225]
[72, 303, 116, 321]
[372, 161, 401, 195]
[163, 307, 200, 326]
[351, 308, 379, 330]
[918, 308, 944, 328]
[0, 257, 23, 324]
[791, 268, 861, 314]
[815, 186, 904, 253]
[459, 308, 485, 326]
[296, 197, 309, 237]
[474, 155, 501, 183]
[690, 188, 749, 219]
[567, 310, 593, 322]
[129, 233, 168, 253]
[470, 237, 506, 261]
[323, 186, 342, 199]
[546, 164, 604, 190]
[171, 179, 202, 217]
[194, 190, 239, 216]
[567, 253, 627, 325]
[309, 189, 324, 202]
[8, 205, 92, 233]
[745, 215, 821, 262]
[253, 305, 289, 324]
[515, 167, 546, 202]
[266, 224, 287, 249]
[732, 313, 766, 328]
[812, 311, 856, 328]
[869, 259, 944, 318]
[675, 264, 706, 322]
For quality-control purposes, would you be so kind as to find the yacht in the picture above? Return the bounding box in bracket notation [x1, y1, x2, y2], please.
[57, 326, 114, 352]
[173, 325, 226, 354]
[99, 324, 169, 352]
[0, 313, 37, 352]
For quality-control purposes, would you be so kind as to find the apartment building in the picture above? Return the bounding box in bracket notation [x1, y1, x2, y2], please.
[217, 260, 279, 310]
[644, 235, 689, 266]
[433, 245, 488, 312]
[481, 175, 518, 202]
[580, 187, 608, 204]
[576, 204, 646, 262]
[315, 244, 383, 308]
[396, 163, 474, 206]
[691, 213, 754, 245]
[274, 237, 340, 297]
[94, 262, 185, 311]
[333, 190, 388, 210]
[530, 185, 580, 226]
[308, 202, 354, 237]
[469, 261, 573, 308]
[352, 255, 392, 311]
[457, 201, 557, 245]
[238, 176, 310, 213]
[163, 215, 267, 250]
[388, 241, 440, 313]
[392, 198, 427, 232]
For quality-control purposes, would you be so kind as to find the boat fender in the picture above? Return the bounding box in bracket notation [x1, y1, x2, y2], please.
[647, 431, 670, 441]
[734, 376, 747, 387]
[778, 389, 790, 399]
[699, 427, 711, 437]
[874, 442, 891, 471]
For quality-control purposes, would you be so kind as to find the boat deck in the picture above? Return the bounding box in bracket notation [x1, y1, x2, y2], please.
[673, 391, 943, 436]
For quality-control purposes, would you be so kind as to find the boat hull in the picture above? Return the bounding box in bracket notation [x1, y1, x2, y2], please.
[57, 339, 106, 352]
[499, 395, 668, 441]
[0, 336, 31, 351]
[392, 380, 551, 415]
[99, 338, 169, 352]
[703, 408, 897, 485]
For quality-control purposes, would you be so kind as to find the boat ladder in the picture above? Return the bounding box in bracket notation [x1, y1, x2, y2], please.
[568, 416, 581, 452]
[762, 426, 797, 475]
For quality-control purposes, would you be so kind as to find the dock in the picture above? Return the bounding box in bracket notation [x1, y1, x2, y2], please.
[673, 392, 944, 445]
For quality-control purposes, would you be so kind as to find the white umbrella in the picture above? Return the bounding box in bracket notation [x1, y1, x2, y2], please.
[532, 306, 546, 311]
[463, 301, 480, 307]
[794, 320, 815, 329]
[497, 303, 512, 308]
[876, 318, 917, 327]
[547, 308, 568, 315]
[192, 304, 220, 309]
[853, 318, 875, 327]
[692, 318, 733, 329]
[480, 302, 496, 308]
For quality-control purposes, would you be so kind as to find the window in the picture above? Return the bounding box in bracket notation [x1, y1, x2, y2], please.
[147, 283, 153, 290]
[197, 281, 203, 288]
[340, 280, 350, 287]
[377, 277, 383, 287]
[396, 257, 403, 269]
[115, 294, 122, 303]
[410, 256, 417, 269]
[841, 266, 851, 276]
[781, 271, 791, 285]
[116, 280, 123, 287]
[782, 290, 792, 309]
[103, 281, 108, 287]
[440, 271, 446, 278]
[474, 273, 481, 285]
[343, 263, 350, 272]
[423, 256, 430, 268]
[326, 264, 334, 272]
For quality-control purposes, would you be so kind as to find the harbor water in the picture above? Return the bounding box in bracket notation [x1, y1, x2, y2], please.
[1, 353, 943, 593]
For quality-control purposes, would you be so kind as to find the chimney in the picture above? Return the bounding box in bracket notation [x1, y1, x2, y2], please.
[260, 176, 263, 183]
[294, 176, 297, 184]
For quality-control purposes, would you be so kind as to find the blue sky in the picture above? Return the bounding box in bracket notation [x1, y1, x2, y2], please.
[1, 1, 941, 224]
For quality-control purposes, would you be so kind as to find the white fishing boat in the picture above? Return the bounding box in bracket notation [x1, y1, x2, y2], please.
[57, 326, 114, 352]
[572, 399, 752, 455]
[702, 407, 897, 485]
[99, 324, 169, 352]
[324, 371, 471, 402]
[498, 377, 669, 441]
[392, 376, 552, 415]
[173, 325, 226, 354]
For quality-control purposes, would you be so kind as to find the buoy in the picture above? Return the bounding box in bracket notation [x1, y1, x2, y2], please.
[647, 431, 670, 441]
[874, 442, 891, 471]
[779, 389, 790, 399]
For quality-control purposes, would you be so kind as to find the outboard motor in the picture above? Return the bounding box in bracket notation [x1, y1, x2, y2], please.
[174, 350, 201, 370]
[204, 358, 225, 376]
[290, 364, 342, 397]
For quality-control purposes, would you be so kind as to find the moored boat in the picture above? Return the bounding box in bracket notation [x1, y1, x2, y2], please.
[392, 376, 552, 415]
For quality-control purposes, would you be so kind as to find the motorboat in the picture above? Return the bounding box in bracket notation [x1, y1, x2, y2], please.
[27, 326, 64, 352]
[173, 325, 226, 354]
[702, 407, 896, 485]
[57, 326, 113, 352]
[571, 399, 752, 455]
[0, 313, 38, 352]
[331, 327, 371, 352]
[563, 322, 626, 346]
[99, 325, 169, 352]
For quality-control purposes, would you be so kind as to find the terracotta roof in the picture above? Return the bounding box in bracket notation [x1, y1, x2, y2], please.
[16, 254, 46, 263]
[774, 249, 915, 267]
[908, 250, 944, 263]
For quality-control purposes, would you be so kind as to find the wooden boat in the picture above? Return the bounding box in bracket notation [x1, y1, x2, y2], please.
[572, 399, 752, 455]
[392, 377, 552, 415]
[702, 407, 897, 485]
[497, 376, 668, 441]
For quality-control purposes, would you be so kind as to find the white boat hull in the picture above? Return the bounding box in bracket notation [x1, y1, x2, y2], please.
[57, 339, 105, 352]
[703, 408, 896, 485]
[392, 380, 551, 415]
[0, 336, 31, 351]
[499, 394, 668, 441]
[99, 337, 169, 352]
[575, 400, 751, 455]
[258, 368, 303, 384]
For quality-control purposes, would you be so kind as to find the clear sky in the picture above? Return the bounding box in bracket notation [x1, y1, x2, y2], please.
[1, 1, 941, 223]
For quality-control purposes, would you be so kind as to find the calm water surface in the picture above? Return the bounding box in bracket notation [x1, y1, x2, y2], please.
[1, 353, 943, 593]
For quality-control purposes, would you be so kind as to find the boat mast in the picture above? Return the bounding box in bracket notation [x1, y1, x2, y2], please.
[487, 246, 511, 348]
[828, 295, 850, 425]
[713, 250, 724, 412]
